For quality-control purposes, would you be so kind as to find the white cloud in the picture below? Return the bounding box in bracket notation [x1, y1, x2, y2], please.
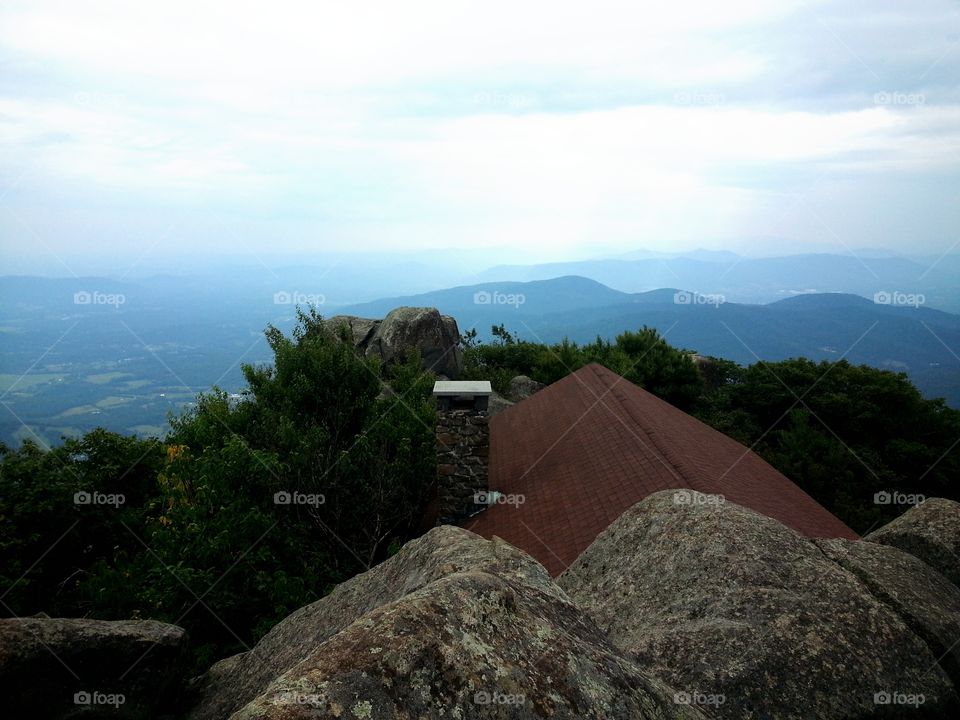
[0, 1, 805, 84]
[0, 0, 957, 266]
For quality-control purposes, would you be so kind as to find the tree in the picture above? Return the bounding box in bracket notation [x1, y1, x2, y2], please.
[1, 308, 438, 671]
[614, 327, 703, 409]
[141, 308, 437, 665]
[696, 358, 960, 532]
[461, 325, 704, 409]
[0, 430, 164, 616]
[215, 308, 436, 570]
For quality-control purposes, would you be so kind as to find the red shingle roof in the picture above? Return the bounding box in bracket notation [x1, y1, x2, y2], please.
[463, 363, 858, 576]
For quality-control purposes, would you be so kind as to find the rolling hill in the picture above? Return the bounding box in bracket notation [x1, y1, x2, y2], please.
[339, 278, 960, 407]
[2, 266, 957, 447]
[472, 253, 960, 312]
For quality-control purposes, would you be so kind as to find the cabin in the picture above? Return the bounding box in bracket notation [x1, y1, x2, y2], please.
[433, 363, 857, 576]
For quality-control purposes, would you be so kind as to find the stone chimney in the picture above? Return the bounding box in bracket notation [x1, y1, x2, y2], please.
[433, 380, 491, 523]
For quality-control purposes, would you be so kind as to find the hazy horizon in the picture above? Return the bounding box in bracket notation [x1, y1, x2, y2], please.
[5, 243, 959, 281]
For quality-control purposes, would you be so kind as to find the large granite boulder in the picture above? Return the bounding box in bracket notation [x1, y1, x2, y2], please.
[506, 375, 544, 403]
[817, 537, 960, 687]
[326, 307, 463, 378]
[487, 390, 514, 417]
[558, 490, 958, 719]
[863, 498, 960, 587]
[231, 571, 703, 720]
[324, 315, 379, 348]
[370, 307, 463, 378]
[0, 617, 187, 719]
[188, 526, 699, 720]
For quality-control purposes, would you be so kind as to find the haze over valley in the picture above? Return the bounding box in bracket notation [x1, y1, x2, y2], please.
[2, 247, 958, 446]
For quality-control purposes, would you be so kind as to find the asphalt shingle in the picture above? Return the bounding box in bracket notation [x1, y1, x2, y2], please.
[463, 363, 858, 576]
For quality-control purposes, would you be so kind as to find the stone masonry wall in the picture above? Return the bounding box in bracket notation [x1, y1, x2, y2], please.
[436, 409, 489, 522]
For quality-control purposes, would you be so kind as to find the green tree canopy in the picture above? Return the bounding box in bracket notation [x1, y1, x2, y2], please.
[1, 308, 437, 670]
[695, 358, 959, 532]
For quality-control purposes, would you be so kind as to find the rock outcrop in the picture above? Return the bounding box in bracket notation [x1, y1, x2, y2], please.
[0, 617, 187, 719]
[506, 375, 544, 403]
[558, 490, 959, 719]
[863, 498, 960, 587]
[188, 526, 700, 720]
[324, 315, 380, 349]
[487, 390, 514, 416]
[817, 537, 960, 687]
[326, 307, 463, 378]
[14, 496, 957, 719]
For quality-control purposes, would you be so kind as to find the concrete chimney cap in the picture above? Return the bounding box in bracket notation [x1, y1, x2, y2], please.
[432, 380, 492, 397]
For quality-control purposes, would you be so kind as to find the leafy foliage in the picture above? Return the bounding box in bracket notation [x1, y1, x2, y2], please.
[696, 358, 960, 533]
[0, 430, 165, 616]
[0, 309, 436, 670]
[461, 324, 703, 409]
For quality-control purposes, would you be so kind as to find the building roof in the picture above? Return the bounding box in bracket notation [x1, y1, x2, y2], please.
[463, 363, 858, 576]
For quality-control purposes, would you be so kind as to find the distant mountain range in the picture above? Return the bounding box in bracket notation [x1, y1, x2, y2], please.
[340, 276, 960, 407]
[1, 250, 958, 445]
[468, 253, 960, 312]
[5, 248, 958, 311]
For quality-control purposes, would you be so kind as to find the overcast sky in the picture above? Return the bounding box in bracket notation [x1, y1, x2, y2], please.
[1, 0, 958, 275]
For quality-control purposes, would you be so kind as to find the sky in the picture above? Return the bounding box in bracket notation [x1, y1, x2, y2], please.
[1, 0, 958, 276]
